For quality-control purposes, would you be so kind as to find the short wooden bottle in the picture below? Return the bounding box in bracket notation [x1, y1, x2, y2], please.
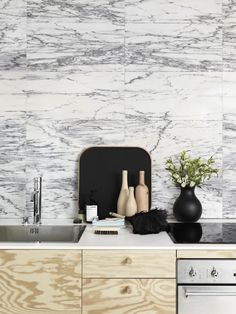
[117, 170, 129, 216]
[135, 170, 149, 212]
[126, 187, 137, 217]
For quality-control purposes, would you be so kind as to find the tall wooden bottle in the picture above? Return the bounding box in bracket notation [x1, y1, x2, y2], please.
[117, 170, 129, 216]
[126, 187, 137, 217]
[135, 170, 149, 212]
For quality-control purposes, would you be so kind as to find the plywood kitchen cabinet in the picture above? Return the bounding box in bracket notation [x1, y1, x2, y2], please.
[82, 250, 176, 314]
[0, 250, 81, 314]
[177, 250, 236, 259]
[83, 250, 176, 278]
[83, 278, 176, 314]
[2, 247, 236, 314]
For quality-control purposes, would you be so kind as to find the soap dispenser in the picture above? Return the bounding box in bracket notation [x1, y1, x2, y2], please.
[85, 190, 98, 223]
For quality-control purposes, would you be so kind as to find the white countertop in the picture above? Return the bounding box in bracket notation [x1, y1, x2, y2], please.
[0, 220, 236, 250]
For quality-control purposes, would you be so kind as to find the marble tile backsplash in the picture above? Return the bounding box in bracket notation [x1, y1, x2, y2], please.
[0, 0, 235, 219]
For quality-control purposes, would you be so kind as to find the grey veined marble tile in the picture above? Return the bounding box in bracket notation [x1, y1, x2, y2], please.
[25, 71, 124, 120]
[126, 0, 222, 24]
[0, 71, 27, 94]
[26, 115, 125, 155]
[223, 73, 236, 120]
[27, 18, 124, 71]
[222, 1, 236, 71]
[125, 72, 222, 95]
[223, 23, 236, 71]
[0, 0, 26, 17]
[223, 97, 236, 120]
[27, 93, 124, 121]
[27, 0, 124, 25]
[0, 96, 26, 167]
[223, 0, 236, 24]
[223, 120, 236, 169]
[125, 118, 222, 165]
[125, 72, 222, 120]
[125, 23, 222, 71]
[223, 72, 236, 96]
[25, 71, 124, 94]
[223, 169, 236, 218]
[0, 94, 26, 218]
[0, 8, 26, 70]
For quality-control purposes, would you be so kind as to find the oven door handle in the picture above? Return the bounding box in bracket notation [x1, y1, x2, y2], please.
[185, 289, 236, 298]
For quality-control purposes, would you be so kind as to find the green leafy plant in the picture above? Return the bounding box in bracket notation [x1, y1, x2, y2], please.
[165, 151, 219, 188]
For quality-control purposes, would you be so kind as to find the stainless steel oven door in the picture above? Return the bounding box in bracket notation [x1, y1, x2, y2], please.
[178, 285, 236, 314]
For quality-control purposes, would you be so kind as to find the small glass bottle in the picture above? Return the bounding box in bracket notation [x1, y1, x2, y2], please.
[85, 190, 98, 223]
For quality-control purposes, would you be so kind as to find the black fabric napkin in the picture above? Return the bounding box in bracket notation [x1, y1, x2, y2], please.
[126, 209, 169, 235]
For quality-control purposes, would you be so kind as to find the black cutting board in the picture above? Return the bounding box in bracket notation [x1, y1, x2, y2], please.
[78, 146, 152, 219]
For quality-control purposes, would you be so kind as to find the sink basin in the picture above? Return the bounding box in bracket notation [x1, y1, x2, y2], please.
[0, 225, 86, 243]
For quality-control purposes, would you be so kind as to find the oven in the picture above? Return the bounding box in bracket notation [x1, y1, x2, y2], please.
[177, 259, 236, 314]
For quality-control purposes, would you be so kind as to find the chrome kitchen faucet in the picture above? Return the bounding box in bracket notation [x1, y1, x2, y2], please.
[33, 177, 42, 224]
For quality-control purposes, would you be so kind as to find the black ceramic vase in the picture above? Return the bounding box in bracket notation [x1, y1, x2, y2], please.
[173, 186, 202, 222]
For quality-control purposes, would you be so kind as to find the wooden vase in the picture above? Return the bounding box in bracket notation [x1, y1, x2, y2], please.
[117, 170, 129, 216]
[135, 170, 149, 212]
[126, 187, 137, 217]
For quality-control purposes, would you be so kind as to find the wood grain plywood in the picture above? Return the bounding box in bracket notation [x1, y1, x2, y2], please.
[83, 278, 176, 314]
[0, 250, 81, 314]
[83, 250, 176, 278]
[177, 250, 236, 259]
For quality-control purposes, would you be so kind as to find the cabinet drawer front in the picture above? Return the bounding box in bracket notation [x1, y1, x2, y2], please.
[83, 278, 176, 314]
[83, 250, 176, 278]
[0, 250, 81, 313]
[177, 250, 236, 259]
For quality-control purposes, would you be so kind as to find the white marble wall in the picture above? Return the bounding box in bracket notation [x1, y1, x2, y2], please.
[0, 0, 235, 219]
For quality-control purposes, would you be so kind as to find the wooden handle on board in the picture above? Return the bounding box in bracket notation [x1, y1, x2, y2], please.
[122, 257, 132, 265]
[121, 286, 132, 295]
[109, 212, 125, 219]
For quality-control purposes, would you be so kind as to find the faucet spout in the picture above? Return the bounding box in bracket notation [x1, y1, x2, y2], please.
[33, 177, 42, 224]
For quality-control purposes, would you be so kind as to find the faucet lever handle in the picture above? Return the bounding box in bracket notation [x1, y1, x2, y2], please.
[33, 176, 42, 225]
[22, 216, 30, 225]
[34, 176, 42, 189]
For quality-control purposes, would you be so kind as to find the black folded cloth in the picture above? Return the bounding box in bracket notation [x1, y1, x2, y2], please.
[125, 208, 169, 235]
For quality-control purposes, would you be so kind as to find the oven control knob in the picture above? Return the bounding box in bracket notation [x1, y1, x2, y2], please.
[189, 267, 197, 278]
[211, 267, 218, 278]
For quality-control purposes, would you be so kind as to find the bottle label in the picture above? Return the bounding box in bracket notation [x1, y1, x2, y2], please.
[86, 205, 98, 222]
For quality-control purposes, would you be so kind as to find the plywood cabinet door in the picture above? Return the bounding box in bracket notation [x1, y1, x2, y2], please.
[0, 250, 81, 314]
[177, 250, 236, 258]
[83, 250, 176, 278]
[83, 278, 176, 314]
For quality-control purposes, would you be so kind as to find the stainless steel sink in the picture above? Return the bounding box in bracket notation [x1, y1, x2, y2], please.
[0, 225, 86, 243]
